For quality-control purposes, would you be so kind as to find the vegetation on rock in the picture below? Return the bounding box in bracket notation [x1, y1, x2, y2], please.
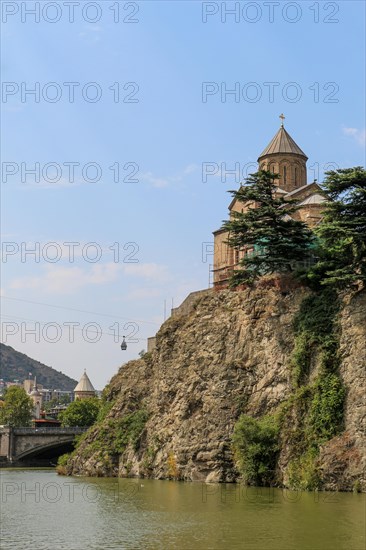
[59, 407, 149, 476]
[233, 288, 347, 490]
[232, 414, 279, 486]
[229, 167, 364, 489]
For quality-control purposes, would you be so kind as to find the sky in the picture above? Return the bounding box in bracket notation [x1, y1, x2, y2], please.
[1, 0, 365, 389]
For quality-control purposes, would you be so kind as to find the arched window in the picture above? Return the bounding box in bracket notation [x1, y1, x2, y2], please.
[295, 167, 298, 182]
[283, 166, 287, 184]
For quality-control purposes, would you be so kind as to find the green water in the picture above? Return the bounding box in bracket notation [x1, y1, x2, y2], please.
[1, 470, 365, 549]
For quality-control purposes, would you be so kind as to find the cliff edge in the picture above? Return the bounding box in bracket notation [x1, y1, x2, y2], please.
[65, 286, 366, 491]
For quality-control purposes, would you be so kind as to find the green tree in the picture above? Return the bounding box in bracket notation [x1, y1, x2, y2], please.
[232, 414, 279, 486]
[223, 170, 314, 285]
[0, 386, 34, 427]
[59, 397, 100, 427]
[309, 167, 366, 289]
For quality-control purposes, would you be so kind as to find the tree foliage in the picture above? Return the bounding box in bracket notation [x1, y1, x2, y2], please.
[223, 170, 313, 285]
[0, 386, 34, 427]
[59, 397, 100, 427]
[308, 167, 366, 288]
[232, 414, 279, 485]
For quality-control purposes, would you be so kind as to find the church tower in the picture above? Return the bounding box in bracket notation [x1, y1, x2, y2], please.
[30, 377, 42, 419]
[212, 117, 325, 288]
[257, 114, 308, 192]
[74, 370, 96, 400]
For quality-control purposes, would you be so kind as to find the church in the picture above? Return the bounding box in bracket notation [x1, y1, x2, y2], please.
[212, 116, 326, 288]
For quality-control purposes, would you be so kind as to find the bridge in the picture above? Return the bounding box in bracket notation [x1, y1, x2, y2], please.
[0, 427, 87, 466]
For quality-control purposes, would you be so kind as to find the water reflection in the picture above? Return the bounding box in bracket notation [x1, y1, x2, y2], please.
[1, 470, 364, 549]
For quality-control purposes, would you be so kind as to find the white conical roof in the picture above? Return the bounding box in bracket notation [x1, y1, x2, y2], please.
[74, 370, 95, 392]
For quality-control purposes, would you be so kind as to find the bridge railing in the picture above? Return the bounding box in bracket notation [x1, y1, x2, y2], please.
[12, 427, 88, 435]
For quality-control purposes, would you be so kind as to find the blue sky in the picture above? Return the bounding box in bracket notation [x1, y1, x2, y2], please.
[1, 0, 365, 388]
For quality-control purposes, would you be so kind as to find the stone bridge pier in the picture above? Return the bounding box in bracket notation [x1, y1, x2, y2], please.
[0, 427, 87, 465]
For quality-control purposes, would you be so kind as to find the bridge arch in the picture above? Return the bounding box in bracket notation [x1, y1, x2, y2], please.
[0, 427, 87, 465]
[16, 439, 76, 462]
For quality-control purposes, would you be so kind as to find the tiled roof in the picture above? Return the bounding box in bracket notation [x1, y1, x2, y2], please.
[298, 193, 327, 205]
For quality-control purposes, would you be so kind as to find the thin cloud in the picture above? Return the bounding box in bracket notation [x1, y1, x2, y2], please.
[140, 164, 198, 189]
[140, 172, 170, 188]
[342, 127, 366, 147]
[9, 262, 171, 294]
[10, 263, 121, 294]
[184, 164, 199, 174]
[79, 25, 103, 43]
[126, 287, 163, 301]
[124, 263, 171, 283]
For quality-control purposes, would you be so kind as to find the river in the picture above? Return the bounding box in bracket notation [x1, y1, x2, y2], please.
[1, 469, 365, 549]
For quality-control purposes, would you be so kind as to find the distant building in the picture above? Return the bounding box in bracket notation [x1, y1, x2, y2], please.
[47, 404, 68, 419]
[24, 379, 74, 403]
[74, 370, 96, 400]
[32, 411, 61, 428]
[40, 389, 74, 403]
[24, 379, 44, 393]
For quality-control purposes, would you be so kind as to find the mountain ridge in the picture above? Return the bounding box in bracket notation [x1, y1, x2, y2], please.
[0, 343, 77, 391]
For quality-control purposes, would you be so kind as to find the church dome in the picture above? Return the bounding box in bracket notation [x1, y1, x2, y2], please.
[258, 126, 308, 161]
[257, 118, 308, 192]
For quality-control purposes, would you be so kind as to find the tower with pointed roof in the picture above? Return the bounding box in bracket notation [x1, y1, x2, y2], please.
[29, 377, 42, 419]
[258, 116, 308, 192]
[74, 370, 96, 400]
[212, 117, 325, 287]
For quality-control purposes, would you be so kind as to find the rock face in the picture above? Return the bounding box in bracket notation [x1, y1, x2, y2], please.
[67, 287, 366, 490]
[316, 293, 366, 491]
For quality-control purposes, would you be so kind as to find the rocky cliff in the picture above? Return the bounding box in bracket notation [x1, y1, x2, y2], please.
[65, 285, 366, 491]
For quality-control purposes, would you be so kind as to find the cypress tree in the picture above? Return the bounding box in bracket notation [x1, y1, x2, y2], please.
[311, 167, 366, 289]
[223, 170, 314, 286]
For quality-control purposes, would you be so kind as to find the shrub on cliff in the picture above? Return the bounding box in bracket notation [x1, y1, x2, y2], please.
[282, 288, 346, 489]
[232, 414, 279, 486]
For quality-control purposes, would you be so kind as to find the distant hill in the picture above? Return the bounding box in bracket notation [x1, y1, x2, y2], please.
[0, 343, 77, 391]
